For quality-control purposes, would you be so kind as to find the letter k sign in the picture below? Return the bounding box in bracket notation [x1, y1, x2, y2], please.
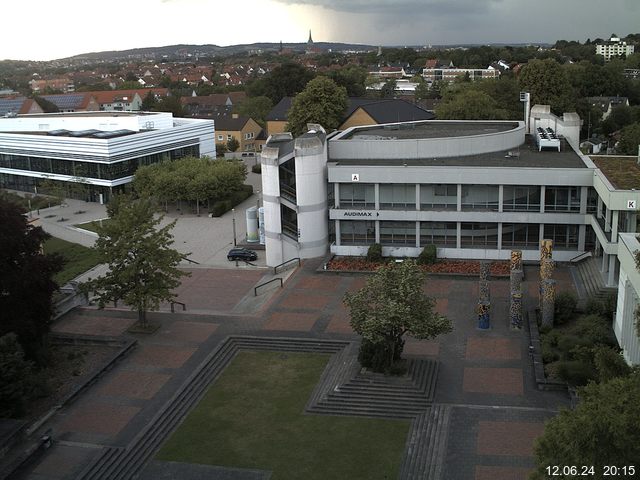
[351, 174, 360, 182]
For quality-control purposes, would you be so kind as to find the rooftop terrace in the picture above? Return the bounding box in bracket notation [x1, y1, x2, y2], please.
[592, 156, 640, 190]
[342, 121, 519, 141]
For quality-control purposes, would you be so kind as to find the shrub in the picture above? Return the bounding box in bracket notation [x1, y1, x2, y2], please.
[572, 314, 616, 346]
[230, 185, 253, 207]
[556, 360, 597, 386]
[357, 338, 405, 375]
[210, 199, 232, 217]
[593, 345, 632, 383]
[585, 293, 618, 319]
[252, 163, 262, 174]
[417, 244, 437, 265]
[554, 292, 577, 325]
[366, 243, 383, 263]
[541, 343, 560, 363]
[0, 334, 37, 418]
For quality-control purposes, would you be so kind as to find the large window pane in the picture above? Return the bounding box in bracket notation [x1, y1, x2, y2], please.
[340, 220, 375, 245]
[420, 222, 457, 247]
[420, 184, 457, 210]
[339, 184, 375, 208]
[544, 187, 580, 212]
[460, 222, 499, 248]
[544, 224, 578, 249]
[379, 184, 415, 210]
[461, 185, 499, 211]
[502, 223, 540, 248]
[503, 186, 541, 212]
[380, 221, 416, 245]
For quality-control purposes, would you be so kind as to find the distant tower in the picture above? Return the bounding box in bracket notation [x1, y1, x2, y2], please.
[279, 40, 283, 53]
[377, 46, 382, 56]
[308, 30, 314, 45]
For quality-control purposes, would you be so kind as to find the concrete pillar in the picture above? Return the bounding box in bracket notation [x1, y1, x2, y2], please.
[375, 220, 380, 244]
[611, 210, 619, 240]
[605, 208, 611, 233]
[374, 183, 380, 210]
[415, 184, 420, 211]
[497, 223, 503, 250]
[580, 186, 588, 214]
[578, 224, 586, 251]
[498, 185, 504, 213]
[511, 268, 523, 294]
[415, 221, 420, 248]
[608, 254, 616, 287]
[457, 184, 462, 212]
[597, 196, 603, 219]
[540, 185, 546, 213]
[540, 239, 553, 260]
[334, 183, 340, 208]
[510, 249, 523, 271]
[335, 220, 341, 246]
[456, 222, 461, 249]
[601, 252, 608, 273]
[480, 261, 490, 281]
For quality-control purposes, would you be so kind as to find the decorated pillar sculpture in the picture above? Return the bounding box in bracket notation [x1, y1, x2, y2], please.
[510, 249, 523, 274]
[480, 261, 491, 282]
[541, 279, 556, 329]
[477, 300, 490, 330]
[510, 291, 523, 329]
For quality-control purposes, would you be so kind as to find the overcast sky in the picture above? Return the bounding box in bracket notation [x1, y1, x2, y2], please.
[2, 0, 638, 61]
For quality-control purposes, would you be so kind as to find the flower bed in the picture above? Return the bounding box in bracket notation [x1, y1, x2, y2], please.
[326, 256, 510, 276]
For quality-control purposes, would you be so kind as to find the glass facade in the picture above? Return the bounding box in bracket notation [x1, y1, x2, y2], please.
[380, 221, 416, 245]
[420, 184, 457, 210]
[379, 184, 415, 210]
[461, 185, 499, 211]
[280, 204, 298, 239]
[544, 224, 579, 249]
[502, 223, 540, 248]
[420, 222, 457, 247]
[544, 186, 581, 212]
[460, 222, 499, 248]
[339, 184, 375, 208]
[503, 186, 541, 212]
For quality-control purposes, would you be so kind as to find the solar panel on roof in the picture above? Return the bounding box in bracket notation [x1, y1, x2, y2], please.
[48, 129, 71, 136]
[68, 129, 101, 137]
[0, 98, 26, 115]
[43, 94, 84, 109]
[91, 129, 135, 139]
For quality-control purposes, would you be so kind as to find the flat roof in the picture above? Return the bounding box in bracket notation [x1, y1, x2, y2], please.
[330, 135, 587, 169]
[11, 111, 156, 118]
[591, 156, 640, 190]
[341, 121, 519, 141]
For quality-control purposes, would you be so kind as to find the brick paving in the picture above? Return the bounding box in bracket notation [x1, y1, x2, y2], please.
[20, 261, 576, 480]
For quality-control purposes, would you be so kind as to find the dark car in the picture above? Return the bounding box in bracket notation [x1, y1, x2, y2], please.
[227, 248, 258, 262]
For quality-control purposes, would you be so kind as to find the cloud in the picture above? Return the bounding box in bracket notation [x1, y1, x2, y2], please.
[272, 0, 501, 15]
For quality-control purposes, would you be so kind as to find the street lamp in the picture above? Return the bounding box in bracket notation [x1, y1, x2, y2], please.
[232, 208, 237, 246]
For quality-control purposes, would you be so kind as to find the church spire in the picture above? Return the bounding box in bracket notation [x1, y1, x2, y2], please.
[308, 30, 313, 44]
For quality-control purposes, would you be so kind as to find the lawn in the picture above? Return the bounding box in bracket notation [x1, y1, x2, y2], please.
[157, 350, 410, 480]
[75, 218, 110, 233]
[43, 237, 101, 285]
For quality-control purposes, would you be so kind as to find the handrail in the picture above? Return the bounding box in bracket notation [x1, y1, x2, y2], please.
[273, 257, 301, 275]
[170, 301, 186, 313]
[182, 256, 200, 265]
[569, 251, 592, 263]
[254, 277, 283, 296]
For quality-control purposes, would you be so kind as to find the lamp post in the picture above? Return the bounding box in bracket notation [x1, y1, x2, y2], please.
[232, 208, 237, 246]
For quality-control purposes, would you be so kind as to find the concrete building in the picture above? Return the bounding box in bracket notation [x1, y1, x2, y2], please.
[0, 111, 215, 203]
[596, 35, 635, 61]
[422, 67, 498, 83]
[614, 233, 640, 365]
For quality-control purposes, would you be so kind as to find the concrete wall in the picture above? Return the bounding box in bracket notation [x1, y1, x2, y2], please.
[615, 233, 640, 365]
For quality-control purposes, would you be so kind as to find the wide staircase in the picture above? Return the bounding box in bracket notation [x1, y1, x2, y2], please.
[573, 256, 617, 303]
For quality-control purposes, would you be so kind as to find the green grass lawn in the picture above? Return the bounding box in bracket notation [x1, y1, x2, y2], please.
[74, 219, 110, 233]
[43, 237, 101, 285]
[157, 350, 410, 480]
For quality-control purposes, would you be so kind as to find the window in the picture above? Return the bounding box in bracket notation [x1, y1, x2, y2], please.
[379, 184, 415, 209]
[338, 184, 375, 208]
[217, 135, 223, 141]
[420, 222, 457, 247]
[380, 221, 416, 245]
[502, 223, 540, 248]
[503, 186, 541, 212]
[227, 134, 232, 141]
[281, 204, 298, 239]
[420, 184, 457, 210]
[544, 187, 580, 212]
[460, 223, 499, 248]
[544, 224, 579, 249]
[340, 220, 375, 245]
[461, 185, 499, 211]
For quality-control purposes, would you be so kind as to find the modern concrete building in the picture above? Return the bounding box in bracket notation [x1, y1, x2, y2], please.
[0, 111, 215, 203]
[596, 35, 635, 61]
[613, 233, 640, 365]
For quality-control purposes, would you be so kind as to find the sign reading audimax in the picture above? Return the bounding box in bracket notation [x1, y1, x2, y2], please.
[342, 210, 380, 217]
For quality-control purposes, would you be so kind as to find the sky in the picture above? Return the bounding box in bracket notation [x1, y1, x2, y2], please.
[2, 0, 638, 61]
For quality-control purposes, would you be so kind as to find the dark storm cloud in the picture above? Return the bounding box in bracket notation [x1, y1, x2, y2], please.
[273, 0, 502, 15]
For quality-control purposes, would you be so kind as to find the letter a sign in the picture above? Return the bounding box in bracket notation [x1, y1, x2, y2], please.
[351, 173, 360, 182]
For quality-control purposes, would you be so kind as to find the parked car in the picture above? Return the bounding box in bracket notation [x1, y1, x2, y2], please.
[227, 248, 258, 262]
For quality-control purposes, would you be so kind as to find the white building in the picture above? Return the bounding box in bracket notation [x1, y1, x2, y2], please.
[614, 233, 640, 365]
[596, 35, 635, 61]
[0, 111, 215, 203]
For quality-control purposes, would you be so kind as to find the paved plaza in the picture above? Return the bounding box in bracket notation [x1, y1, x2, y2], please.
[14, 253, 576, 480]
[8, 170, 578, 480]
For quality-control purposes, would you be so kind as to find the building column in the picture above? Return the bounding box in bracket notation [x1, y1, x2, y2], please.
[578, 224, 586, 251]
[540, 185, 546, 213]
[335, 220, 341, 246]
[498, 185, 504, 213]
[497, 223, 503, 250]
[415, 184, 420, 211]
[605, 208, 611, 233]
[611, 210, 619, 241]
[456, 222, 461, 249]
[608, 254, 617, 287]
[415, 221, 420, 248]
[580, 186, 588, 214]
[334, 183, 340, 208]
[375, 220, 380, 244]
[597, 196, 603, 219]
[457, 184, 462, 212]
[601, 252, 608, 274]
[539, 223, 545, 243]
[374, 183, 380, 210]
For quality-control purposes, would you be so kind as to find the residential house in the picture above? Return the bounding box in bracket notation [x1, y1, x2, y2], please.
[40, 93, 100, 112]
[87, 88, 170, 111]
[587, 96, 630, 119]
[214, 113, 263, 152]
[596, 34, 635, 61]
[0, 97, 43, 116]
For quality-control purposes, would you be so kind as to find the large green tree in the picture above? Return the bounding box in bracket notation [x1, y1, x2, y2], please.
[532, 370, 640, 479]
[246, 62, 315, 104]
[617, 123, 640, 155]
[343, 260, 452, 373]
[286, 76, 348, 136]
[0, 196, 62, 363]
[0, 333, 37, 418]
[236, 95, 273, 127]
[518, 58, 575, 114]
[87, 196, 188, 328]
[437, 88, 509, 120]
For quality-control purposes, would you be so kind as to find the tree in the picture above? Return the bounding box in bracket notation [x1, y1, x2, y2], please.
[246, 61, 315, 104]
[141, 91, 158, 111]
[87, 196, 188, 328]
[286, 76, 348, 136]
[0, 333, 37, 418]
[437, 89, 509, 120]
[343, 260, 452, 373]
[0, 197, 62, 363]
[379, 78, 397, 99]
[617, 123, 640, 155]
[236, 95, 273, 127]
[155, 95, 184, 117]
[227, 137, 240, 152]
[328, 65, 368, 97]
[531, 370, 640, 479]
[518, 59, 575, 114]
